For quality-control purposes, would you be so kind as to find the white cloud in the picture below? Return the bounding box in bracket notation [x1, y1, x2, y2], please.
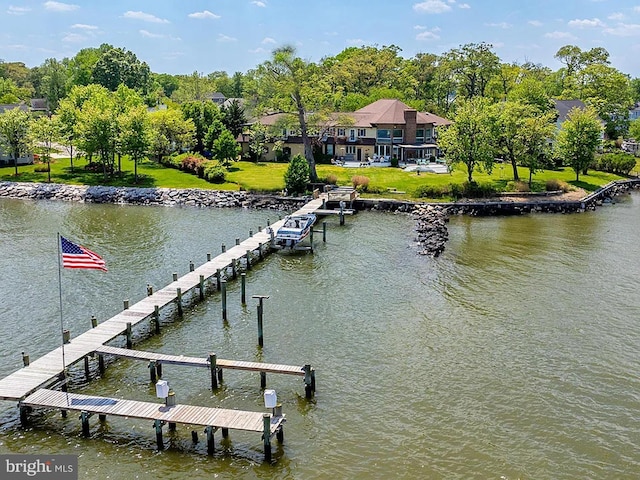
[413, 1, 452, 14]
[62, 33, 85, 42]
[249, 47, 267, 54]
[458, 3, 471, 9]
[568, 18, 605, 28]
[544, 31, 577, 39]
[608, 13, 624, 21]
[485, 22, 511, 29]
[140, 30, 164, 38]
[603, 23, 640, 36]
[188, 10, 220, 20]
[416, 30, 441, 40]
[528, 20, 543, 27]
[262, 37, 276, 44]
[347, 38, 367, 45]
[44, 1, 79, 12]
[123, 11, 169, 24]
[218, 34, 237, 42]
[71, 23, 98, 30]
[251, 1, 266, 7]
[7, 5, 31, 15]
[414, 25, 427, 30]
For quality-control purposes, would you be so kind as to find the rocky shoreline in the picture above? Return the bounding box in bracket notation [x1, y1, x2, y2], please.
[2, 179, 638, 259]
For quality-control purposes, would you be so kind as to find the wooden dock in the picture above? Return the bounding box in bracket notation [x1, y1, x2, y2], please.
[20, 389, 285, 459]
[0, 192, 345, 460]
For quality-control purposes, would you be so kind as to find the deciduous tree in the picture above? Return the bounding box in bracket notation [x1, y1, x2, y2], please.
[554, 106, 602, 181]
[0, 107, 32, 176]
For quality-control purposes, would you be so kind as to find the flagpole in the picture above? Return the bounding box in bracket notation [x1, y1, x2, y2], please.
[56, 232, 69, 406]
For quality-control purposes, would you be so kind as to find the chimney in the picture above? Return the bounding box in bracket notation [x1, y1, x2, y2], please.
[404, 109, 417, 144]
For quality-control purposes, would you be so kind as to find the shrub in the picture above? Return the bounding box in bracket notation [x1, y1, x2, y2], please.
[34, 163, 50, 173]
[203, 163, 226, 183]
[351, 175, 370, 192]
[323, 174, 338, 185]
[462, 181, 496, 198]
[284, 154, 310, 195]
[505, 181, 530, 193]
[546, 179, 572, 192]
[414, 184, 448, 198]
[595, 153, 636, 175]
[390, 156, 399, 168]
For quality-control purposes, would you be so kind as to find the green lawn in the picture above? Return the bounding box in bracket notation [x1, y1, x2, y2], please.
[0, 156, 627, 201]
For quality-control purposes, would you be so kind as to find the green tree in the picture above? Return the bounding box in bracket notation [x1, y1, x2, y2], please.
[212, 129, 240, 168]
[119, 105, 150, 182]
[30, 115, 59, 182]
[438, 97, 495, 183]
[247, 122, 268, 162]
[92, 45, 151, 95]
[629, 118, 640, 142]
[76, 88, 117, 178]
[148, 108, 195, 162]
[443, 42, 500, 100]
[221, 99, 246, 138]
[520, 113, 556, 186]
[38, 58, 68, 111]
[0, 107, 32, 176]
[554, 106, 602, 181]
[181, 101, 222, 153]
[284, 154, 310, 195]
[255, 46, 327, 181]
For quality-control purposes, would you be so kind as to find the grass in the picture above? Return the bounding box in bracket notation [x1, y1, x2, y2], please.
[0, 157, 628, 201]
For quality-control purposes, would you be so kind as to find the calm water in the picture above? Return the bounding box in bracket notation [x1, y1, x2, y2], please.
[1, 194, 639, 479]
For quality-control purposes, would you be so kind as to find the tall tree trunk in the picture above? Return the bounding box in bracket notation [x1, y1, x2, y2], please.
[295, 93, 317, 182]
[13, 153, 18, 176]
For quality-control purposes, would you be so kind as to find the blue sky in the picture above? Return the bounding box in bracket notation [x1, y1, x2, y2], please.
[2, 0, 640, 77]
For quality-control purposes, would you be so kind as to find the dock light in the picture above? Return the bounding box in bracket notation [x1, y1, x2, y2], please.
[156, 380, 169, 399]
[264, 389, 277, 409]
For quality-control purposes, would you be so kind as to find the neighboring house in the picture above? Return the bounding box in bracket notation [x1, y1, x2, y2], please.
[205, 92, 227, 106]
[550, 99, 605, 147]
[30, 98, 49, 114]
[241, 99, 452, 163]
[0, 103, 33, 165]
[628, 103, 640, 122]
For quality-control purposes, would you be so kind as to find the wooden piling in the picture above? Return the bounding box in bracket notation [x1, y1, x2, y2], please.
[173, 272, 178, 282]
[231, 258, 237, 279]
[235, 238, 240, 246]
[241, 273, 246, 305]
[169, 422, 176, 431]
[217, 367, 223, 383]
[154, 419, 164, 450]
[261, 372, 266, 389]
[21, 352, 29, 367]
[340, 202, 345, 226]
[323, 221, 327, 242]
[222, 243, 226, 253]
[189, 261, 195, 272]
[81, 411, 90, 437]
[249, 229, 253, 237]
[258, 242, 264, 260]
[253, 295, 269, 348]
[207, 253, 211, 262]
[147, 284, 153, 296]
[304, 364, 315, 398]
[199, 274, 205, 300]
[63, 329, 70, 344]
[221, 281, 227, 321]
[149, 360, 157, 383]
[99, 414, 106, 422]
[205, 426, 215, 455]
[176, 288, 183, 316]
[263, 414, 271, 462]
[191, 430, 199, 443]
[209, 353, 218, 390]
[221, 428, 229, 438]
[91, 315, 98, 328]
[98, 355, 104, 374]
[126, 322, 132, 349]
[84, 356, 90, 381]
[215, 269, 221, 291]
[153, 305, 160, 334]
[156, 363, 162, 379]
[123, 299, 129, 310]
[246, 250, 252, 270]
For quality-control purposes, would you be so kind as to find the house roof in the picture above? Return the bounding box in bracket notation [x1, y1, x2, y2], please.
[553, 99, 587, 123]
[30, 98, 48, 111]
[352, 99, 452, 127]
[0, 103, 28, 114]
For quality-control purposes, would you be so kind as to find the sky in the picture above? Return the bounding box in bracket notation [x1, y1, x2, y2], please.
[2, 0, 640, 77]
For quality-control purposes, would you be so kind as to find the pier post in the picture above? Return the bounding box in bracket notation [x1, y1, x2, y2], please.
[339, 202, 345, 226]
[209, 353, 218, 389]
[258, 242, 264, 260]
[126, 322, 132, 349]
[21, 352, 29, 367]
[154, 420, 164, 450]
[217, 367, 223, 383]
[263, 414, 272, 462]
[84, 356, 90, 381]
[176, 288, 183, 317]
[235, 238, 240, 246]
[173, 272, 178, 282]
[267, 219, 270, 227]
[98, 355, 104, 374]
[205, 426, 215, 455]
[189, 260, 195, 272]
[123, 299, 129, 310]
[149, 361, 157, 383]
[207, 253, 211, 262]
[192, 430, 199, 443]
[91, 315, 98, 328]
[222, 428, 229, 439]
[261, 372, 267, 389]
[253, 295, 269, 347]
[63, 329, 70, 344]
[19, 406, 30, 426]
[81, 411, 90, 437]
[215, 269, 221, 291]
[323, 221, 327, 242]
[310, 226, 314, 253]
[156, 363, 162, 379]
[147, 284, 153, 296]
[199, 274, 205, 300]
[221, 281, 227, 321]
[249, 229, 253, 237]
[304, 364, 316, 398]
[99, 414, 106, 422]
[241, 273, 246, 306]
[246, 250, 252, 270]
[222, 243, 226, 253]
[153, 305, 160, 334]
[232, 258, 237, 279]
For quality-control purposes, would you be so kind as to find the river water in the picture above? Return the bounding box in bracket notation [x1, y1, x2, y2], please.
[0, 194, 639, 479]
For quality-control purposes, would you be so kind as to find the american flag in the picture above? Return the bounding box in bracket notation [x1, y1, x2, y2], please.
[60, 236, 107, 271]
